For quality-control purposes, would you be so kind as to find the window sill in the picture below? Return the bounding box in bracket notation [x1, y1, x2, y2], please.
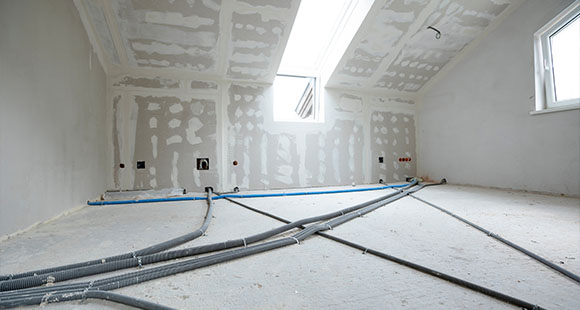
[530, 103, 580, 116]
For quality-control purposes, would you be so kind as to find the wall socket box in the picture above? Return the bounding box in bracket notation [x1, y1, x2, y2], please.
[197, 158, 209, 170]
[136, 161, 146, 169]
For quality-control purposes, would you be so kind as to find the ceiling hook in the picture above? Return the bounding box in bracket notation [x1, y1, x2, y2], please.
[427, 26, 441, 39]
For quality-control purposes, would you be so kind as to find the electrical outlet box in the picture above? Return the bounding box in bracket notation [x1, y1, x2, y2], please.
[136, 161, 145, 169]
[197, 158, 209, 170]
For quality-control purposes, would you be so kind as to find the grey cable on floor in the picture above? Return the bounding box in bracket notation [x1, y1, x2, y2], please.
[0, 189, 215, 282]
[223, 185, 547, 310]
[0, 183, 421, 308]
[409, 193, 580, 284]
[0, 183, 415, 292]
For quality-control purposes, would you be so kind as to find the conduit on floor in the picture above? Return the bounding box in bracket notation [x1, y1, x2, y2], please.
[224, 183, 546, 310]
[409, 194, 580, 284]
[77, 291, 175, 310]
[0, 188, 215, 283]
[0, 183, 413, 292]
[86, 183, 409, 206]
[0, 182, 421, 308]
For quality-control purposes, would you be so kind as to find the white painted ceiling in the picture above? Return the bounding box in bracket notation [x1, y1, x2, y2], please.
[77, 0, 520, 94]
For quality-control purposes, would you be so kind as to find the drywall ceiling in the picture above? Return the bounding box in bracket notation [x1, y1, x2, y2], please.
[327, 0, 521, 95]
[76, 0, 520, 90]
[75, 0, 300, 83]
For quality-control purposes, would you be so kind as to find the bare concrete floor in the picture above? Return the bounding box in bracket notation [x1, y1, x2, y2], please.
[1, 184, 579, 309]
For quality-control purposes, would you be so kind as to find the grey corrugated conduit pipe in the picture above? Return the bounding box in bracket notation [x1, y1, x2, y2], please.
[78, 291, 176, 310]
[0, 182, 417, 292]
[0, 182, 421, 308]
[223, 180, 547, 310]
[0, 189, 215, 283]
[409, 194, 580, 284]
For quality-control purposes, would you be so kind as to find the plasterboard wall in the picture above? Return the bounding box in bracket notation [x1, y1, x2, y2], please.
[109, 76, 417, 192]
[0, 0, 108, 237]
[417, 0, 580, 196]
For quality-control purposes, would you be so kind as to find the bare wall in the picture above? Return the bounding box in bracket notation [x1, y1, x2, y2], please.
[417, 0, 580, 196]
[109, 75, 417, 192]
[0, 0, 108, 236]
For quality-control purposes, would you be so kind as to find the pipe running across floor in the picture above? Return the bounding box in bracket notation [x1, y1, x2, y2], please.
[223, 180, 547, 310]
[1, 182, 422, 309]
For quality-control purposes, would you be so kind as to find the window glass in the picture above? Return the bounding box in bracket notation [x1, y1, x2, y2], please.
[550, 16, 580, 102]
[273, 75, 316, 123]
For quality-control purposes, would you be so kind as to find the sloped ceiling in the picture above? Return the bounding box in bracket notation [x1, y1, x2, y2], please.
[76, 0, 300, 83]
[328, 0, 520, 94]
[77, 0, 519, 91]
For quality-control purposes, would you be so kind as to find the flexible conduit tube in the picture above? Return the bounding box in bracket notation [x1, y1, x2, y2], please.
[0, 189, 215, 282]
[410, 194, 580, 284]
[0, 183, 417, 292]
[224, 191, 546, 310]
[0, 183, 419, 308]
[86, 184, 409, 206]
[0, 290, 176, 310]
[80, 291, 176, 310]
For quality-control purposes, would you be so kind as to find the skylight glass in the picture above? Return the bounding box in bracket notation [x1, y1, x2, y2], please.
[278, 0, 351, 75]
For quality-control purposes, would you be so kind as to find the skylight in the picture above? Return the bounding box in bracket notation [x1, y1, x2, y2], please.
[277, 0, 353, 76]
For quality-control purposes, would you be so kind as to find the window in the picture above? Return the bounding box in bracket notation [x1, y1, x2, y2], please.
[273, 0, 360, 122]
[533, 2, 580, 114]
[273, 75, 318, 122]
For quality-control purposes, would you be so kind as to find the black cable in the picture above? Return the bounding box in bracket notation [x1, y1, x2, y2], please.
[0, 183, 415, 292]
[410, 194, 580, 284]
[0, 183, 420, 308]
[225, 186, 546, 310]
[84, 291, 176, 310]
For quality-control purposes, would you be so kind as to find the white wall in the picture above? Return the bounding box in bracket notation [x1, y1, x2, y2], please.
[107, 74, 418, 192]
[0, 0, 108, 237]
[417, 0, 580, 196]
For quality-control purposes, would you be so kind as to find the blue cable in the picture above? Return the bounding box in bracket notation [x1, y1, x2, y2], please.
[87, 183, 409, 206]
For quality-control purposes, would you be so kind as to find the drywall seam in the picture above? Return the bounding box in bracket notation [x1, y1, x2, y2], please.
[325, 86, 418, 102]
[218, 80, 228, 192]
[73, 0, 108, 74]
[106, 78, 115, 190]
[364, 0, 441, 89]
[416, 0, 526, 99]
[216, 1, 234, 76]
[110, 67, 224, 82]
[415, 89, 423, 178]
[113, 86, 219, 99]
[260, 0, 301, 82]
[0, 204, 88, 243]
[325, 0, 386, 85]
[100, 0, 129, 66]
[362, 93, 372, 184]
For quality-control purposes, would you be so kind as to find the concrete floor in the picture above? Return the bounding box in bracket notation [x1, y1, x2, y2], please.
[0, 184, 579, 309]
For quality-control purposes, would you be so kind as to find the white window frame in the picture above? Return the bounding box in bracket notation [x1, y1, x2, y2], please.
[532, 1, 580, 115]
[273, 74, 322, 123]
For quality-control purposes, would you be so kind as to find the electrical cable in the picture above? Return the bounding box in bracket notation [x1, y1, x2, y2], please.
[0, 182, 420, 308]
[409, 194, 580, 284]
[223, 183, 547, 310]
[0, 188, 215, 282]
[0, 183, 416, 292]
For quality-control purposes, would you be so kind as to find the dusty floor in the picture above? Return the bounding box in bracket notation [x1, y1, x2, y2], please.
[0, 184, 579, 309]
